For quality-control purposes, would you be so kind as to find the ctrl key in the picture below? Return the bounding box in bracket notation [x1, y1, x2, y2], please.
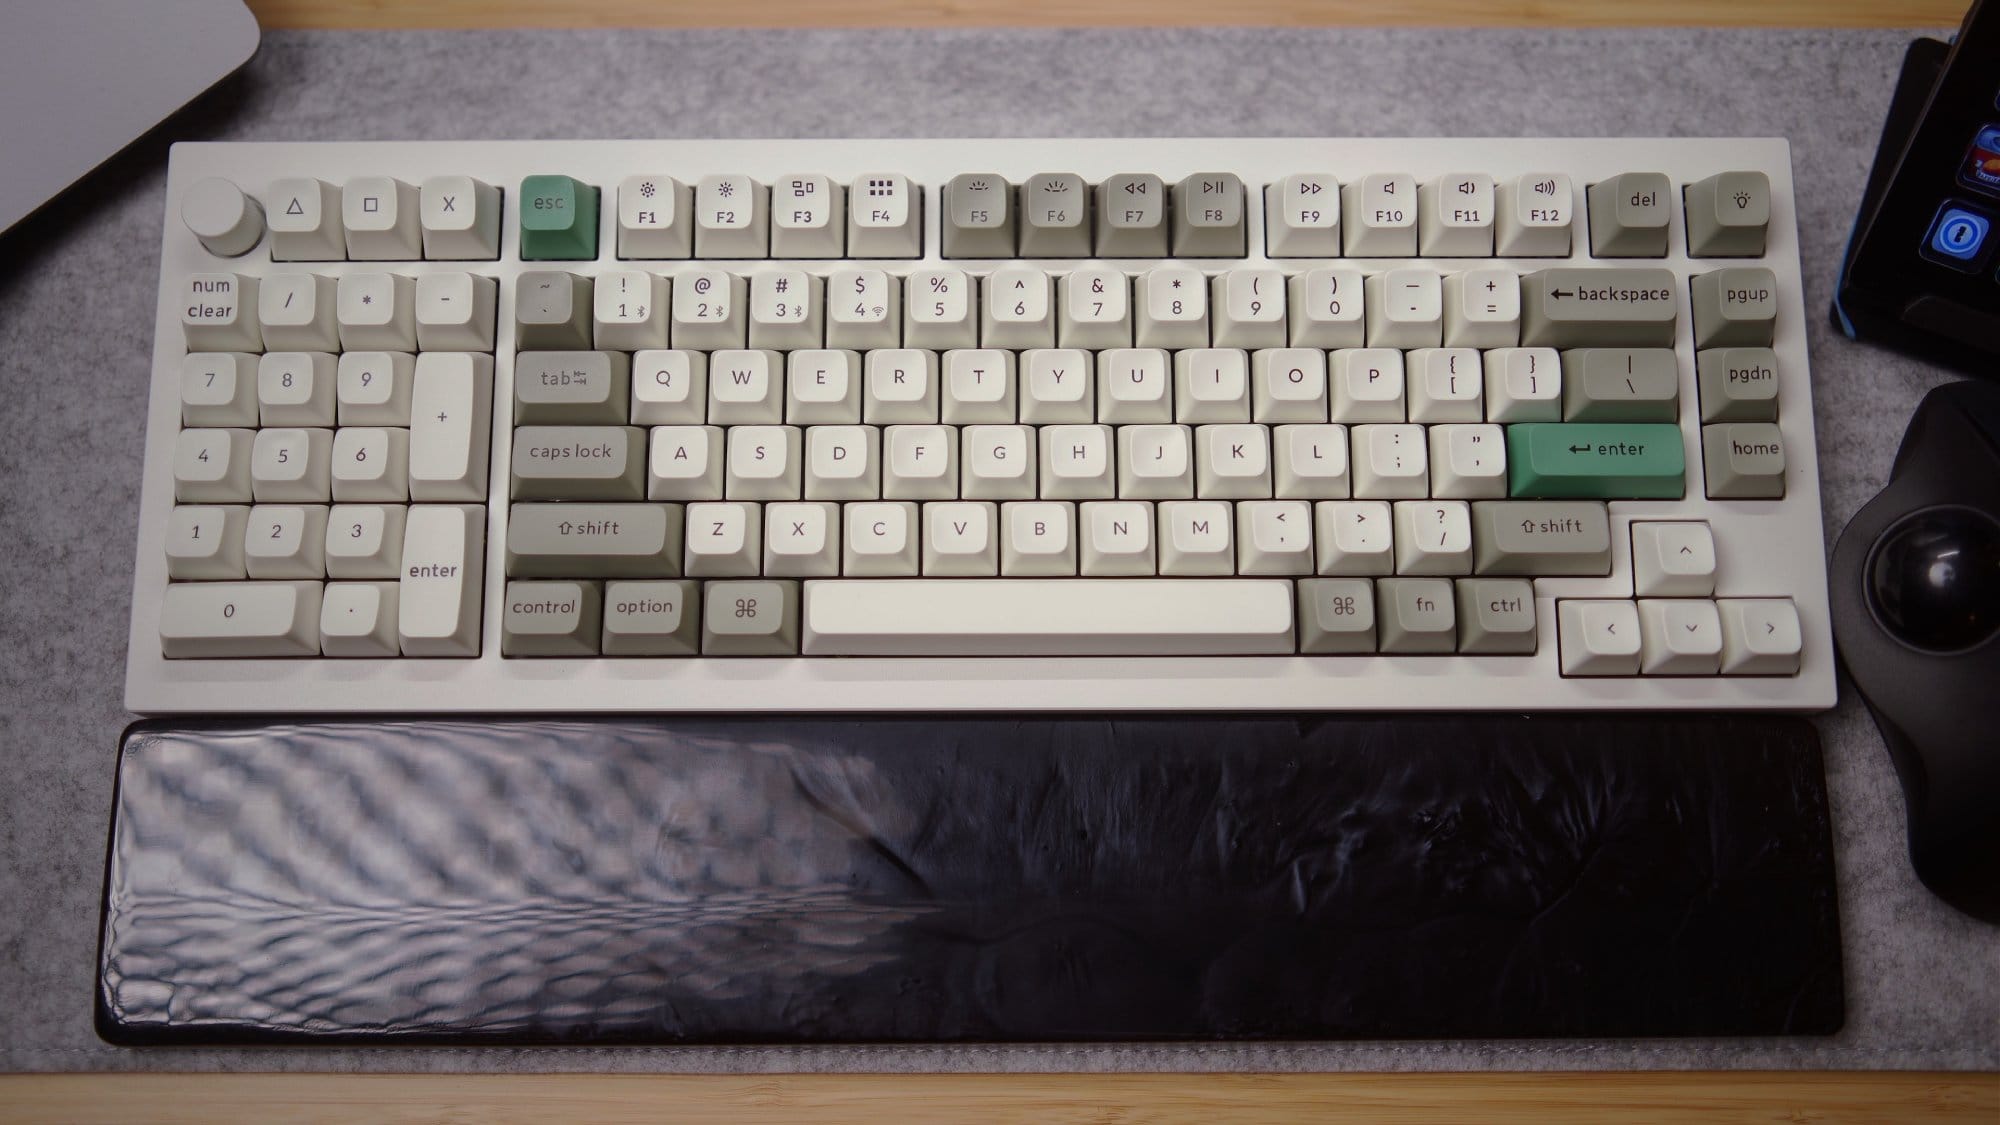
[161, 581, 322, 658]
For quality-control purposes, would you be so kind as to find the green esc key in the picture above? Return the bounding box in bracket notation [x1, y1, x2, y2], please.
[1507, 423, 1684, 499]
[519, 174, 598, 260]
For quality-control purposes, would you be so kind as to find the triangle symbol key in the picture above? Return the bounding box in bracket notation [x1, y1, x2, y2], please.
[285, 197, 304, 216]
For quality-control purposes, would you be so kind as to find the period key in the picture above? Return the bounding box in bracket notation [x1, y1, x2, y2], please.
[519, 174, 599, 260]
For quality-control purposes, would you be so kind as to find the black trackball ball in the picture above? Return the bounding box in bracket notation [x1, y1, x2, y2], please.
[1866, 506, 2000, 652]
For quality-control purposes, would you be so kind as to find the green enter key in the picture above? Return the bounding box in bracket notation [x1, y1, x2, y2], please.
[1506, 423, 1685, 499]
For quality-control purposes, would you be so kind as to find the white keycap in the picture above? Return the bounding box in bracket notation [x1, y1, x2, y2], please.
[592, 270, 668, 351]
[407, 352, 494, 502]
[694, 174, 769, 258]
[1419, 173, 1495, 256]
[1633, 521, 1718, 597]
[648, 424, 725, 501]
[1288, 267, 1365, 348]
[419, 176, 501, 260]
[320, 581, 402, 657]
[1315, 500, 1395, 575]
[335, 351, 415, 425]
[1330, 348, 1406, 423]
[826, 268, 901, 349]
[785, 349, 861, 424]
[1096, 348, 1172, 423]
[982, 266, 1055, 349]
[181, 273, 260, 351]
[843, 501, 920, 576]
[942, 349, 1016, 423]
[923, 501, 999, 575]
[1135, 266, 1209, 347]
[244, 503, 329, 579]
[630, 350, 708, 425]
[684, 501, 762, 576]
[1559, 599, 1642, 676]
[1116, 423, 1193, 499]
[415, 272, 498, 352]
[1081, 500, 1155, 575]
[706, 349, 783, 424]
[1251, 348, 1328, 423]
[1058, 267, 1133, 348]
[771, 174, 844, 258]
[1484, 347, 1562, 422]
[257, 352, 336, 426]
[1343, 172, 1417, 256]
[749, 269, 824, 349]
[618, 173, 693, 259]
[1639, 598, 1723, 675]
[325, 503, 408, 579]
[1265, 174, 1340, 257]
[1173, 349, 1251, 423]
[398, 503, 484, 656]
[883, 424, 957, 499]
[174, 428, 254, 502]
[1274, 423, 1350, 499]
[804, 424, 880, 500]
[1365, 267, 1443, 348]
[181, 353, 258, 427]
[1157, 500, 1234, 575]
[251, 427, 333, 501]
[1195, 423, 1272, 499]
[258, 273, 339, 351]
[1237, 500, 1313, 575]
[863, 349, 939, 422]
[342, 177, 421, 260]
[1427, 423, 1507, 499]
[165, 504, 249, 579]
[337, 272, 417, 351]
[330, 426, 410, 502]
[1350, 424, 1429, 498]
[847, 172, 921, 259]
[1019, 349, 1095, 423]
[1212, 268, 1287, 348]
[765, 501, 841, 577]
[1497, 173, 1575, 257]
[906, 268, 976, 349]
[1443, 268, 1521, 348]
[1719, 598, 1803, 675]
[1002, 501, 1077, 576]
[1040, 424, 1115, 499]
[725, 425, 803, 500]
[961, 424, 1036, 500]
[160, 580, 323, 658]
[671, 268, 747, 349]
[1393, 499, 1473, 574]
[266, 178, 344, 261]
[1407, 348, 1485, 423]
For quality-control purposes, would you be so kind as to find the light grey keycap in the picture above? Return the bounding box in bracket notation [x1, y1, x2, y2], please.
[514, 270, 592, 350]
[1586, 172, 1671, 257]
[944, 173, 1014, 258]
[1471, 500, 1611, 575]
[165, 504, 250, 580]
[1520, 269, 1677, 347]
[502, 580, 603, 656]
[601, 579, 702, 655]
[1702, 422, 1786, 498]
[703, 579, 801, 655]
[514, 351, 630, 425]
[1297, 577, 1376, 653]
[1559, 348, 1680, 421]
[160, 580, 323, 658]
[1684, 171, 1770, 257]
[506, 502, 683, 577]
[1691, 267, 1778, 348]
[1375, 577, 1456, 653]
[1696, 347, 1779, 422]
[1455, 578, 1537, 654]
[1172, 172, 1246, 257]
[511, 425, 645, 500]
[1095, 173, 1169, 257]
[1019, 173, 1091, 257]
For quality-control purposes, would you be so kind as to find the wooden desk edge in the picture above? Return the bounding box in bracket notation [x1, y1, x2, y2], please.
[2, 1070, 1996, 1123]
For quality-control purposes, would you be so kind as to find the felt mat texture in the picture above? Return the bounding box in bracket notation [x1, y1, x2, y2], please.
[0, 28, 1994, 1073]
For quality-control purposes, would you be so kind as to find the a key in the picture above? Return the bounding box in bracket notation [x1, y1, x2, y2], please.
[601, 579, 702, 655]
[1040, 424, 1115, 499]
[1314, 500, 1394, 575]
[1586, 173, 1672, 258]
[1157, 500, 1234, 574]
[942, 349, 1017, 423]
[1696, 347, 1779, 423]
[250, 427, 333, 502]
[617, 173, 693, 259]
[1343, 173, 1417, 256]
[1298, 577, 1376, 653]
[1718, 598, 1802, 675]
[1561, 348, 1679, 421]
[1195, 423, 1272, 499]
[1001, 500, 1077, 576]
[1418, 173, 1495, 256]
[724, 424, 804, 501]
[671, 268, 747, 349]
[982, 266, 1054, 348]
[1496, 173, 1574, 257]
[591, 270, 668, 351]
[1252, 349, 1328, 423]
[694, 174, 769, 258]
[244, 503, 329, 579]
[325, 503, 408, 579]
[1691, 267, 1778, 348]
[1364, 267, 1443, 348]
[266, 178, 344, 261]
[1175, 349, 1251, 423]
[334, 272, 417, 351]
[181, 352, 258, 428]
[257, 352, 337, 427]
[1483, 347, 1562, 422]
[1080, 500, 1155, 575]
[1632, 520, 1716, 596]
[1237, 500, 1313, 575]
[683, 501, 763, 576]
[258, 273, 339, 351]
[1505, 423, 1684, 499]
[1376, 577, 1457, 653]
[826, 268, 902, 349]
[165, 504, 249, 580]
[418, 176, 501, 260]
[647, 425, 725, 500]
[1135, 266, 1208, 348]
[883, 425, 957, 500]
[863, 349, 940, 423]
[1096, 348, 1172, 423]
[415, 272, 498, 351]
[1638, 598, 1723, 675]
[844, 501, 921, 576]
[1330, 348, 1406, 423]
[770, 174, 844, 258]
[906, 268, 977, 349]
[1519, 268, 1677, 347]
[174, 428, 254, 502]
[320, 581, 403, 657]
[1557, 598, 1641, 675]
[1684, 171, 1771, 258]
[944, 173, 1014, 258]
[1288, 267, 1366, 348]
[515, 350, 629, 425]
[1058, 267, 1133, 349]
[514, 270, 593, 350]
[181, 273, 260, 351]
[407, 352, 494, 502]
[923, 501, 999, 575]
[160, 580, 323, 658]
[1094, 173, 1168, 257]
[764, 501, 842, 577]
[398, 503, 485, 656]
[1265, 174, 1341, 257]
[749, 269, 824, 350]
[706, 348, 783, 424]
[1443, 267, 1521, 348]
[506, 502, 683, 577]
[1274, 424, 1350, 499]
[511, 425, 646, 501]
[1212, 269, 1287, 348]
[1392, 500, 1473, 575]
[846, 172, 921, 259]
[1428, 423, 1508, 499]
[342, 176, 421, 260]
[1407, 348, 1484, 423]
[1172, 172, 1246, 257]
[702, 579, 801, 655]
[330, 426, 409, 502]
[786, 349, 862, 424]
[1350, 423, 1428, 499]
[1702, 422, 1786, 498]
[630, 350, 707, 425]
[1019, 172, 1091, 257]
[1117, 424, 1194, 499]
[501, 580, 604, 656]
[1455, 578, 1537, 654]
[960, 424, 1036, 500]
[1019, 349, 1095, 424]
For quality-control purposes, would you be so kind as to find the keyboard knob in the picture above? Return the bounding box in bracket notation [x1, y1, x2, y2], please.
[182, 177, 264, 257]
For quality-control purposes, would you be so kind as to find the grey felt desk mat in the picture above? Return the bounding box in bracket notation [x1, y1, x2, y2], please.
[0, 28, 1995, 1073]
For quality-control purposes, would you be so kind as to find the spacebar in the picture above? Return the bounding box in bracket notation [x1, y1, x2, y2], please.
[802, 579, 1296, 656]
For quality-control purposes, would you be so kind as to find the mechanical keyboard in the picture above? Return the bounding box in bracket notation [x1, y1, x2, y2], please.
[127, 139, 1835, 713]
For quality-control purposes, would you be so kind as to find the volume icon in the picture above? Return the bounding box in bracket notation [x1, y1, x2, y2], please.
[1532, 178, 1558, 196]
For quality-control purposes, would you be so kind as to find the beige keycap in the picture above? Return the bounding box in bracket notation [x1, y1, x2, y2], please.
[1157, 500, 1234, 575]
[397, 503, 485, 656]
[961, 424, 1036, 500]
[1330, 349, 1406, 423]
[342, 176, 421, 259]
[843, 501, 920, 576]
[337, 272, 417, 351]
[1040, 424, 1115, 499]
[408, 352, 494, 502]
[1194, 423, 1271, 499]
[1287, 267, 1366, 347]
[1080, 500, 1155, 576]
[1251, 349, 1328, 423]
[415, 271, 498, 351]
[1393, 500, 1473, 575]
[1639, 598, 1723, 675]
[250, 427, 333, 502]
[942, 349, 1016, 423]
[1274, 424, 1349, 499]
[1236, 500, 1313, 575]
[764, 501, 841, 577]
[648, 425, 724, 501]
[1428, 424, 1507, 499]
[785, 349, 862, 423]
[1116, 424, 1193, 499]
[630, 350, 708, 425]
[258, 273, 339, 351]
[591, 270, 667, 351]
[905, 268, 976, 349]
[174, 428, 255, 502]
[1365, 268, 1443, 348]
[1418, 173, 1495, 256]
[244, 504, 329, 579]
[683, 501, 762, 576]
[1212, 269, 1287, 348]
[922, 501, 998, 575]
[1718, 598, 1802, 675]
[1483, 347, 1562, 422]
[982, 266, 1054, 349]
[1096, 348, 1172, 423]
[330, 427, 409, 502]
[181, 352, 259, 427]
[160, 580, 322, 658]
[257, 352, 337, 426]
[419, 175, 502, 261]
[1443, 267, 1522, 348]
[1343, 173, 1417, 256]
[165, 504, 250, 580]
[1174, 349, 1251, 423]
[749, 269, 823, 350]
[1557, 598, 1641, 675]
[336, 351, 416, 425]
[1315, 500, 1394, 575]
[325, 503, 408, 580]
[1002, 500, 1077, 576]
[693, 174, 769, 259]
[1632, 521, 1717, 596]
[181, 273, 260, 352]
[670, 268, 747, 349]
[826, 268, 900, 349]
[1350, 424, 1428, 498]
[848, 173, 919, 259]
[1407, 348, 1484, 423]
[883, 424, 957, 500]
[863, 349, 940, 423]
[1135, 266, 1208, 348]
[805, 424, 881, 501]
[320, 581, 401, 657]
[1058, 267, 1133, 349]
[724, 424, 803, 501]
[1265, 174, 1341, 258]
[1020, 349, 1095, 423]
[706, 349, 783, 424]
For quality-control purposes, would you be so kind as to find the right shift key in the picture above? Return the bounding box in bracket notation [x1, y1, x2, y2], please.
[1521, 268, 1678, 347]
[1507, 423, 1685, 499]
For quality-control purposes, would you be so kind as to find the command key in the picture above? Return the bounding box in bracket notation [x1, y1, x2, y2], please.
[1507, 423, 1684, 499]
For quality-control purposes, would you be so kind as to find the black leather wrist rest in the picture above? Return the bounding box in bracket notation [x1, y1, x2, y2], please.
[97, 715, 1842, 1045]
